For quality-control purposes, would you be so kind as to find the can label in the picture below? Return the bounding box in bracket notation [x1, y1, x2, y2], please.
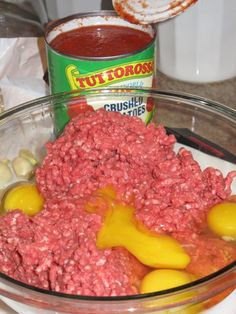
[46, 14, 155, 132]
[65, 60, 154, 90]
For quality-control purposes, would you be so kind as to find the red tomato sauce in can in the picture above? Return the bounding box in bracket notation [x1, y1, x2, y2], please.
[50, 24, 153, 58]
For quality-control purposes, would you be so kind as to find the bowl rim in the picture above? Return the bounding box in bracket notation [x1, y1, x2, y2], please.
[0, 259, 235, 302]
[0, 87, 236, 122]
[0, 87, 235, 303]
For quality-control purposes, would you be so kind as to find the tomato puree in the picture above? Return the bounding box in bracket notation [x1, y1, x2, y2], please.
[50, 25, 153, 57]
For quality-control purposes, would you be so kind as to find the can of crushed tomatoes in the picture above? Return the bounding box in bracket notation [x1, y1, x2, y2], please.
[45, 11, 156, 133]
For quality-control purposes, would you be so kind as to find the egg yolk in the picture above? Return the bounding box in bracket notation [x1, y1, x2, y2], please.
[140, 269, 196, 294]
[86, 186, 190, 269]
[140, 270, 201, 314]
[3, 183, 44, 216]
[207, 201, 236, 239]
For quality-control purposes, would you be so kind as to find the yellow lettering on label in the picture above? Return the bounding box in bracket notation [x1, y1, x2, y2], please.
[65, 61, 154, 90]
[65, 65, 81, 90]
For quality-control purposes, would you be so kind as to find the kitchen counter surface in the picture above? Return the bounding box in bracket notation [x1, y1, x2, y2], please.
[157, 71, 236, 110]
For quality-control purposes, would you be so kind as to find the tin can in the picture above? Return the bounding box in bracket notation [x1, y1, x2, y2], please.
[45, 11, 156, 132]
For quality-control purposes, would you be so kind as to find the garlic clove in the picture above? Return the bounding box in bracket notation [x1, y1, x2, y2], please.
[0, 161, 13, 184]
[19, 149, 38, 166]
[12, 156, 34, 179]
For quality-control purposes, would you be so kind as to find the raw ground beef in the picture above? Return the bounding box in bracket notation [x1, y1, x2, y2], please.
[0, 198, 148, 296]
[0, 109, 235, 296]
[176, 233, 236, 277]
[36, 109, 235, 235]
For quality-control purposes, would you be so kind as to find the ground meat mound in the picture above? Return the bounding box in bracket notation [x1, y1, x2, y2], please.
[0, 198, 144, 296]
[36, 109, 235, 234]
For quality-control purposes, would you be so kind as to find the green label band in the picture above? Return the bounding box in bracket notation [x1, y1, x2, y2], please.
[47, 42, 155, 132]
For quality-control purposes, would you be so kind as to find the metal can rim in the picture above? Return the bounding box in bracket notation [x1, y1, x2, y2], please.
[112, 0, 198, 24]
[45, 10, 156, 61]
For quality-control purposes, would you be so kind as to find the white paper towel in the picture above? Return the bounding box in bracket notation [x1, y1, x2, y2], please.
[0, 37, 48, 110]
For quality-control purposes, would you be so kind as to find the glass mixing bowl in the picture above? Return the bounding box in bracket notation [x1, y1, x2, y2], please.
[0, 88, 235, 314]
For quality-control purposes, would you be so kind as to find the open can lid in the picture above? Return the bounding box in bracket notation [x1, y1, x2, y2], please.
[112, 0, 198, 24]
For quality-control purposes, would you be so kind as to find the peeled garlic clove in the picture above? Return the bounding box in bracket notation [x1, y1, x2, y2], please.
[19, 149, 38, 166]
[0, 161, 13, 184]
[12, 156, 34, 179]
